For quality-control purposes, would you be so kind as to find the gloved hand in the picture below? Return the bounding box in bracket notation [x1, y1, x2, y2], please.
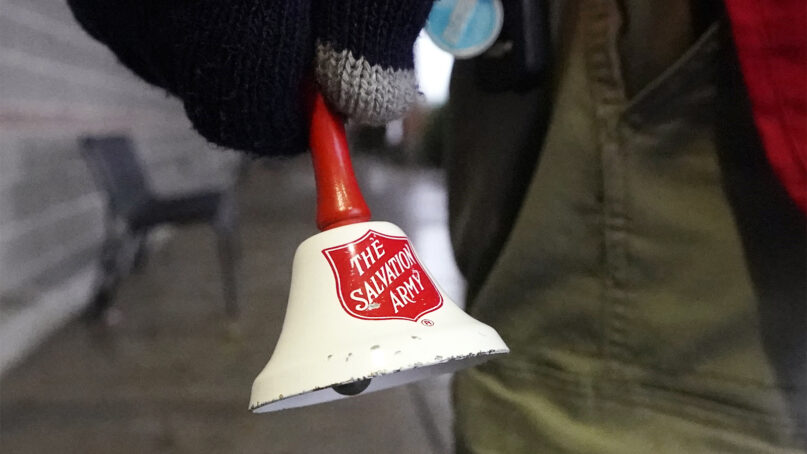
[67, 0, 434, 157]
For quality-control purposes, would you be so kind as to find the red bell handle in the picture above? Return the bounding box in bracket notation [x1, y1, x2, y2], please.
[309, 91, 372, 231]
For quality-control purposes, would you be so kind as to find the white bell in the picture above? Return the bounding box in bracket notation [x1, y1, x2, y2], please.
[249, 221, 508, 412]
[249, 92, 509, 413]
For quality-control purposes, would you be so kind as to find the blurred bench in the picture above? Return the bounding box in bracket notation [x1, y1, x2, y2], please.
[80, 135, 240, 318]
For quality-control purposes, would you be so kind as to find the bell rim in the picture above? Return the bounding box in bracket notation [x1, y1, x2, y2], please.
[249, 346, 508, 412]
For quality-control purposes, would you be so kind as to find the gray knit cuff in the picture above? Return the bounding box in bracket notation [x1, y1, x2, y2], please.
[315, 41, 420, 125]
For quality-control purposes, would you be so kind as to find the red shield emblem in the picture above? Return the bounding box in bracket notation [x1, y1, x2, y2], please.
[322, 230, 443, 322]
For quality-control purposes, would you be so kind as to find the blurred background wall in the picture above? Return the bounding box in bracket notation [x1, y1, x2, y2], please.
[0, 0, 239, 374]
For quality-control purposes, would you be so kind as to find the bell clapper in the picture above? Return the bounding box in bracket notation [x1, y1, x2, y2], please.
[332, 378, 372, 396]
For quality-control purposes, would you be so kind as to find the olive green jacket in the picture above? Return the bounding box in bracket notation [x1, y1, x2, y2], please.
[446, 1, 806, 452]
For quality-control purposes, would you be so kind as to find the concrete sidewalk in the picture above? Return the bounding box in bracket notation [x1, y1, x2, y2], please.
[0, 155, 462, 453]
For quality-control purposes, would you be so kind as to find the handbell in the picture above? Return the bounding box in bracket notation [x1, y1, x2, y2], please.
[249, 92, 509, 413]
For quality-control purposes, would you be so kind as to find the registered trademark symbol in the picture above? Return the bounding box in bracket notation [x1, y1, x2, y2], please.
[421, 319, 434, 327]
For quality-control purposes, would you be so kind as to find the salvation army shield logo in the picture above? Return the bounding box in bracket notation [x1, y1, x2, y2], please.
[322, 230, 443, 322]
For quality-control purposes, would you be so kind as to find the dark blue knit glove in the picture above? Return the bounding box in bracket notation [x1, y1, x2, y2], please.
[67, 0, 434, 156]
[68, 0, 312, 156]
[313, 0, 435, 125]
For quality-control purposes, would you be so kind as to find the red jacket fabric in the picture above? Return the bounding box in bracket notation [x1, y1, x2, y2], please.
[725, 0, 807, 213]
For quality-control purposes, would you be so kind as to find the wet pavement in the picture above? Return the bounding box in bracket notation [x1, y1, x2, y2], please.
[0, 155, 462, 453]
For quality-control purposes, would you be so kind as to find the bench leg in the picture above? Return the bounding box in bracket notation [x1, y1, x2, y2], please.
[216, 228, 240, 318]
[214, 194, 240, 318]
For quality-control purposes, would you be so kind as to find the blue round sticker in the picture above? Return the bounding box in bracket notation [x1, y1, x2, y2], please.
[425, 0, 504, 59]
